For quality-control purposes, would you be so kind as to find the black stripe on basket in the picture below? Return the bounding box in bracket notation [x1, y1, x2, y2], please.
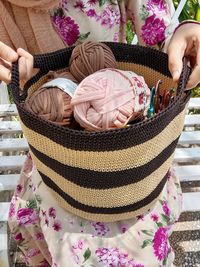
[17, 96, 184, 152]
[107, 43, 171, 77]
[29, 137, 178, 189]
[39, 170, 169, 214]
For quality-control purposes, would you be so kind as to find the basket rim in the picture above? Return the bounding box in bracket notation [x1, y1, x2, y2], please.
[11, 43, 190, 137]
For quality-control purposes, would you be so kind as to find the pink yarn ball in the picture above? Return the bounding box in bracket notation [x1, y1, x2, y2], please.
[71, 69, 150, 131]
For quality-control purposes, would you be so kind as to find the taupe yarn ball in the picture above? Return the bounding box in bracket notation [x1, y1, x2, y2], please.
[69, 41, 117, 82]
[25, 87, 73, 126]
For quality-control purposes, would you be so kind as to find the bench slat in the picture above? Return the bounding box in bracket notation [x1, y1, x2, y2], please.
[182, 192, 200, 212]
[0, 121, 22, 134]
[174, 148, 200, 162]
[0, 104, 18, 117]
[179, 131, 200, 145]
[184, 114, 200, 127]
[0, 222, 8, 250]
[175, 165, 200, 181]
[0, 174, 20, 191]
[188, 97, 200, 109]
[0, 155, 26, 171]
[0, 203, 9, 222]
[0, 138, 29, 152]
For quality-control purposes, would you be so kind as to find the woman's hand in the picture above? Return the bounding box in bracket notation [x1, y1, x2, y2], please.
[0, 41, 18, 83]
[166, 23, 200, 90]
[0, 42, 34, 84]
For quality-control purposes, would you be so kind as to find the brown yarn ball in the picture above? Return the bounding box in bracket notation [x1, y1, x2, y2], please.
[69, 41, 117, 82]
[25, 87, 73, 126]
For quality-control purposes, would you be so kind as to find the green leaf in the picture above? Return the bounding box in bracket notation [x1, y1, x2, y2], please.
[173, 0, 198, 21]
[126, 20, 134, 45]
[78, 32, 91, 41]
[156, 222, 163, 228]
[162, 257, 167, 266]
[26, 199, 37, 210]
[196, 6, 200, 21]
[99, 0, 106, 6]
[141, 230, 154, 236]
[83, 248, 91, 263]
[141, 239, 152, 249]
[161, 214, 170, 225]
[192, 85, 200, 98]
[140, 5, 149, 20]
[54, 7, 64, 17]
[35, 194, 42, 204]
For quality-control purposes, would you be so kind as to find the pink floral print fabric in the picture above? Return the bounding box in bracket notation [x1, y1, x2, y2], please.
[50, 0, 174, 47]
[9, 155, 182, 267]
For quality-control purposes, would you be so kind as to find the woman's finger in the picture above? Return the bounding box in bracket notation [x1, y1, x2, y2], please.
[17, 48, 33, 80]
[0, 64, 12, 83]
[167, 41, 186, 81]
[17, 48, 33, 59]
[0, 58, 12, 69]
[0, 41, 18, 62]
[18, 56, 27, 81]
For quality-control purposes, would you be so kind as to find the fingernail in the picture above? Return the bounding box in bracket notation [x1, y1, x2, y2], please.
[172, 70, 180, 81]
[186, 83, 193, 90]
[11, 51, 18, 59]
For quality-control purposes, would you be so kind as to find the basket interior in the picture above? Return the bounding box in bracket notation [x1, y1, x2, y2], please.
[26, 62, 176, 100]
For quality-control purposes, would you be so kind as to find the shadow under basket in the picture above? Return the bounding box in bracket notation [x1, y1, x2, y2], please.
[10, 43, 191, 222]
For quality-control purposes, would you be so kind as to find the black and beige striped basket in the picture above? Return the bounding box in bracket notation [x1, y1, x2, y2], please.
[10, 43, 190, 222]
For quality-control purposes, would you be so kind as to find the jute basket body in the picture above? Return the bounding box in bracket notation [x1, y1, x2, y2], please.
[10, 43, 190, 222]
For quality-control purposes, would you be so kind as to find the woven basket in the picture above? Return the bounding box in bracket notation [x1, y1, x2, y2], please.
[10, 43, 190, 222]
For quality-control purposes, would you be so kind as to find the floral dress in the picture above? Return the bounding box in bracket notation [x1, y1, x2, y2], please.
[8, 1, 183, 266]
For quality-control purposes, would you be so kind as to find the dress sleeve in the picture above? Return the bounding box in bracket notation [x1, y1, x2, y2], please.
[124, 0, 178, 48]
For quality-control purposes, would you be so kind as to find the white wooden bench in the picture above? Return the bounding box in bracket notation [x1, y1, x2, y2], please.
[0, 99, 200, 266]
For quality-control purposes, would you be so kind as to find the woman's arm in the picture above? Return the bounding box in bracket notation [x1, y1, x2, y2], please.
[124, 0, 200, 89]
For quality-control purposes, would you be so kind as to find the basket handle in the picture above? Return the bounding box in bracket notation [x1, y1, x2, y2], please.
[33, 47, 73, 70]
[10, 47, 74, 101]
